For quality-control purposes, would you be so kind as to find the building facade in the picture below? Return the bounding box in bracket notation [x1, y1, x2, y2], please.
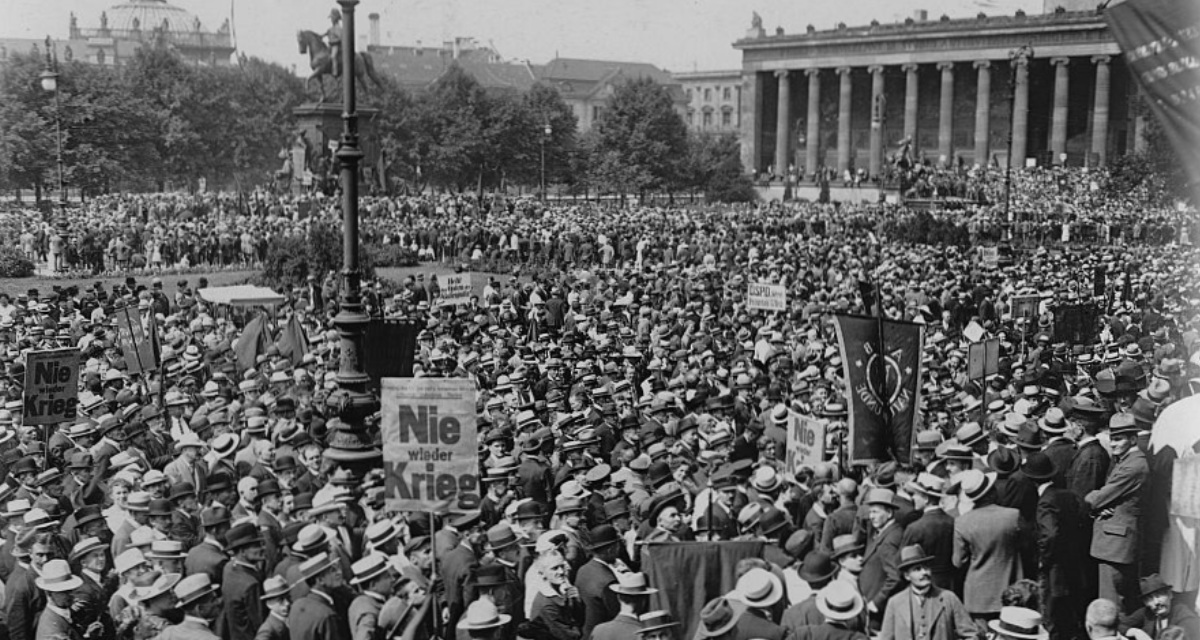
[735, 8, 1135, 180]
[675, 70, 743, 134]
[0, 0, 233, 68]
[539, 58, 687, 131]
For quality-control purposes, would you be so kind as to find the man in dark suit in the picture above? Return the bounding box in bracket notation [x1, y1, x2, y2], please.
[901, 473, 957, 590]
[256, 576, 292, 640]
[222, 522, 266, 640]
[516, 431, 554, 505]
[1120, 574, 1200, 640]
[6, 531, 46, 640]
[878, 545, 977, 640]
[953, 470, 1027, 624]
[170, 482, 202, 550]
[287, 552, 351, 640]
[1086, 414, 1149, 614]
[186, 506, 231, 586]
[1025, 452, 1086, 640]
[575, 524, 621, 639]
[821, 479, 859, 551]
[440, 511, 481, 632]
[70, 536, 115, 638]
[1039, 409, 1077, 487]
[591, 571, 657, 640]
[860, 489, 904, 629]
[791, 581, 870, 640]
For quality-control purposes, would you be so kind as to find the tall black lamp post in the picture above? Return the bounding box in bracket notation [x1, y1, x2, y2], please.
[39, 36, 68, 271]
[540, 122, 552, 201]
[322, 0, 382, 479]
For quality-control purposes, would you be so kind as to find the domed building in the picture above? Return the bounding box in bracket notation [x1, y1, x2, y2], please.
[64, 0, 235, 67]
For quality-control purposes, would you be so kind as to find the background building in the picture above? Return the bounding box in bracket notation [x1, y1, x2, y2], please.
[735, 6, 1135, 180]
[0, 0, 233, 68]
[674, 70, 742, 134]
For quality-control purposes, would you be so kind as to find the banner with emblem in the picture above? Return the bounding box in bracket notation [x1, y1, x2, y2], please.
[832, 314, 924, 464]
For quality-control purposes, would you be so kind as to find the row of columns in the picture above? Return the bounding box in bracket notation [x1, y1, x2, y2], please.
[769, 54, 1113, 176]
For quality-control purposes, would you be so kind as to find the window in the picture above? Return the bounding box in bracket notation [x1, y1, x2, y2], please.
[592, 105, 603, 122]
[686, 89, 693, 101]
[704, 88, 711, 101]
[723, 87, 731, 100]
[687, 110, 694, 125]
[703, 111, 713, 128]
[722, 110, 732, 127]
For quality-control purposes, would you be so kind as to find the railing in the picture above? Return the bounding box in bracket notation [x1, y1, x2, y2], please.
[74, 28, 232, 48]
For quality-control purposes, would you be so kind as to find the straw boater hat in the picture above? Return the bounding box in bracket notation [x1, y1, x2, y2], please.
[988, 607, 1049, 639]
[349, 553, 391, 587]
[35, 560, 82, 592]
[456, 598, 512, 631]
[174, 574, 219, 607]
[261, 576, 290, 601]
[734, 568, 784, 609]
[815, 580, 865, 621]
[637, 611, 681, 636]
[297, 552, 337, 581]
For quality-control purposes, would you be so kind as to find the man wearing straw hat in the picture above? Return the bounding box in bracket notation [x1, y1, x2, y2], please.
[132, 572, 183, 640]
[287, 551, 350, 640]
[877, 545, 976, 640]
[255, 576, 292, 640]
[34, 559, 85, 639]
[591, 571, 658, 640]
[901, 473, 955, 591]
[730, 566, 788, 639]
[348, 553, 393, 640]
[791, 581, 869, 640]
[456, 598, 513, 640]
[158, 574, 224, 640]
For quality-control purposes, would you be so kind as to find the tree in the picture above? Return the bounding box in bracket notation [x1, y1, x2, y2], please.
[411, 64, 492, 191]
[590, 76, 688, 199]
[685, 132, 757, 203]
[522, 83, 579, 188]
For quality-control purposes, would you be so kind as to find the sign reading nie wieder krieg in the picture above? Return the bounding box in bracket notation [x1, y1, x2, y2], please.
[23, 348, 80, 426]
[381, 378, 480, 512]
[787, 412, 827, 473]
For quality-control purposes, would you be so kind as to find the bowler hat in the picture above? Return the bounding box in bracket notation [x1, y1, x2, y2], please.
[1021, 452, 1058, 482]
[798, 550, 838, 583]
[587, 524, 622, 550]
[225, 522, 264, 550]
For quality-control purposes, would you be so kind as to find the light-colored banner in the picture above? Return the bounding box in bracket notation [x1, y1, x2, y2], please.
[747, 282, 786, 311]
[381, 377, 480, 513]
[787, 413, 827, 473]
[440, 274, 472, 307]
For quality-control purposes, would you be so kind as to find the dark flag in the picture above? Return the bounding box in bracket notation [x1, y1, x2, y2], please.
[857, 279, 876, 316]
[832, 314, 924, 464]
[234, 314, 273, 373]
[276, 314, 310, 367]
[1105, 0, 1200, 200]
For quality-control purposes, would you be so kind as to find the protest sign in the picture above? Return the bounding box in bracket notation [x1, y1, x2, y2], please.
[115, 305, 156, 375]
[440, 274, 472, 306]
[787, 413, 826, 473]
[1012, 294, 1041, 321]
[979, 246, 999, 269]
[747, 283, 786, 311]
[22, 348, 80, 426]
[381, 378, 480, 512]
[968, 338, 1001, 381]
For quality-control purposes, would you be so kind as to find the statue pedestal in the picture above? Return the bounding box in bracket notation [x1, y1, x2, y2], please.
[293, 103, 381, 188]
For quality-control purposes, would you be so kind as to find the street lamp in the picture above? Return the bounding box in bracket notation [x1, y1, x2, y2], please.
[40, 36, 68, 271]
[322, 0, 381, 479]
[1005, 44, 1033, 244]
[540, 122, 552, 201]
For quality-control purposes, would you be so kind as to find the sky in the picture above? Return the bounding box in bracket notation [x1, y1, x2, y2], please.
[4, 0, 1043, 73]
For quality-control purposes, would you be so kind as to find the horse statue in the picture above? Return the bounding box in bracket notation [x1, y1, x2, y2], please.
[297, 29, 383, 102]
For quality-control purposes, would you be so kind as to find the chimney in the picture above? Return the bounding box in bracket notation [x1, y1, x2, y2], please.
[914, 9, 928, 21]
[368, 13, 380, 47]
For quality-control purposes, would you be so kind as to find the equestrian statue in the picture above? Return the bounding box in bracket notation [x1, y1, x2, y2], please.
[297, 10, 383, 102]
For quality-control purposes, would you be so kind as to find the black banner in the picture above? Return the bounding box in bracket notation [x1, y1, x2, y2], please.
[364, 319, 418, 389]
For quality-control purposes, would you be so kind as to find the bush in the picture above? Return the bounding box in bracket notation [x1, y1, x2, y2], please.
[261, 224, 375, 289]
[0, 247, 35, 278]
[368, 243, 419, 267]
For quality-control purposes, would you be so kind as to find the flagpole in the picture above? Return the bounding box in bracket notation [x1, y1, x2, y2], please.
[869, 238, 895, 463]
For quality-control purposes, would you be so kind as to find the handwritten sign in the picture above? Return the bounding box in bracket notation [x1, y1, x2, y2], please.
[1170, 457, 1200, 519]
[381, 378, 479, 512]
[440, 274, 472, 307]
[747, 283, 786, 311]
[787, 413, 827, 473]
[23, 348, 80, 426]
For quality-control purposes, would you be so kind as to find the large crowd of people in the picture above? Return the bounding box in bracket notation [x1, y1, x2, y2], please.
[0, 165, 1197, 640]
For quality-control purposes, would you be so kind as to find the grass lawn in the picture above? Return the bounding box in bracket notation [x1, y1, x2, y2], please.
[2, 264, 506, 301]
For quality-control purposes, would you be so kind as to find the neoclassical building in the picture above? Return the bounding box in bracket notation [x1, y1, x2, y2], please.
[735, 6, 1138, 179]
